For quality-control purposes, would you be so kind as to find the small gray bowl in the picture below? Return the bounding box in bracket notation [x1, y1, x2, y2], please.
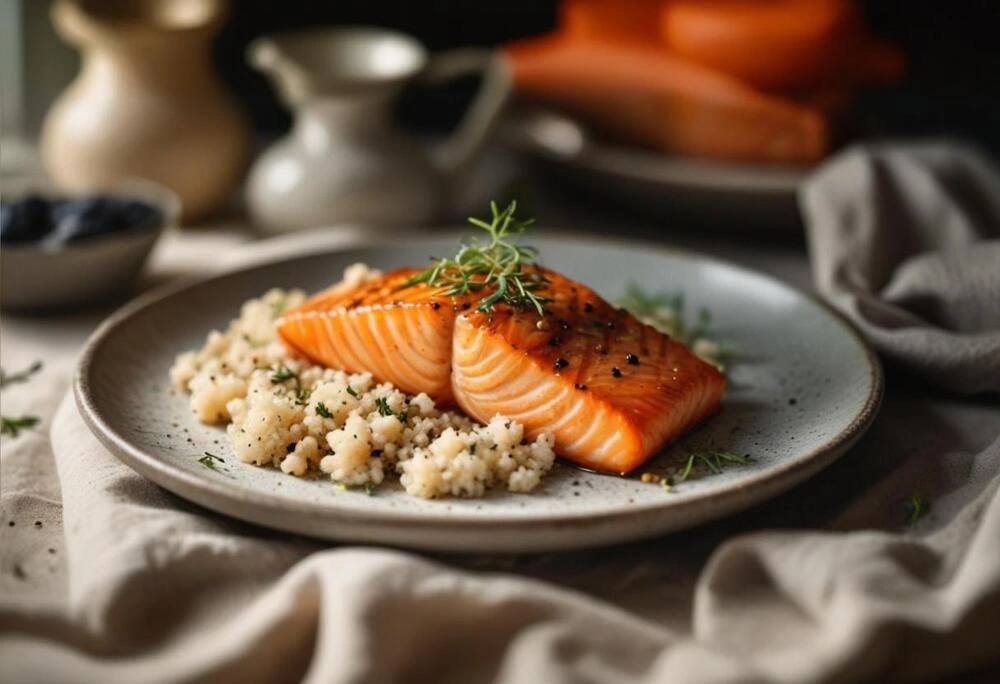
[1, 179, 179, 311]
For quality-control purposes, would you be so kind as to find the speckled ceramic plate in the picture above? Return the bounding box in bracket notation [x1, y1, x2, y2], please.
[75, 234, 882, 552]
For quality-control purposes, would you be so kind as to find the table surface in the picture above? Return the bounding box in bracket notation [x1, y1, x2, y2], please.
[5, 156, 998, 684]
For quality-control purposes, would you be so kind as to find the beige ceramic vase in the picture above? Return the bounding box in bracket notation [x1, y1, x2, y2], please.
[41, 0, 251, 222]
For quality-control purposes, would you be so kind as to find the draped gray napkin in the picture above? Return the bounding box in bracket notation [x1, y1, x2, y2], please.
[3, 145, 1000, 683]
[802, 142, 1000, 393]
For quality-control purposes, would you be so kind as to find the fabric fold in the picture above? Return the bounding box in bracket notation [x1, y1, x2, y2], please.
[801, 143, 1000, 393]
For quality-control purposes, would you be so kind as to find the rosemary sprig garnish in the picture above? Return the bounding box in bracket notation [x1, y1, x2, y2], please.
[405, 200, 550, 316]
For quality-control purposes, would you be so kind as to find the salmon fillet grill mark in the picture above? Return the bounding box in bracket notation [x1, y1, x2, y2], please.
[277, 266, 725, 474]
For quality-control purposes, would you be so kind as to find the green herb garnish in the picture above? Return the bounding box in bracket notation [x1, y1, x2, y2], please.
[346, 386, 359, 398]
[270, 366, 298, 384]
[375, 397, 394, 417]
[0, 361, 43, 389]
[270, 296, 286, 319]
[405, 200, 550, 316]
[617, 285, 714, 344]
[618, 285, 686, 338]
[373, 396, 407, 422]
[677, 450, 753, 482]
[690, 307, 713, 342]
[197, 451, 228, 474]
[906, 493, 931, 524]
[618, 284, 732, 369]
[295, 388, 312, 405]
[333, 481, 378, 495]
[1, 415, 39, 438]
[316, 402, 333, 418]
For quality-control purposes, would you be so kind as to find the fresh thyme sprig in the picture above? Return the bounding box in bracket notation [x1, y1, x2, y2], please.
[405, 201, 550, 316]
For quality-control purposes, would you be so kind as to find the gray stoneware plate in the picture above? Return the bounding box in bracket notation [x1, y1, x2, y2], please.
[75, 233, 882, 553]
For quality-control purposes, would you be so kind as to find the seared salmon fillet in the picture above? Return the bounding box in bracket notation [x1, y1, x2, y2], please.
[277, 267, 725, 474]
[451, 269, 725, 474]
[276, 268, 461, 401]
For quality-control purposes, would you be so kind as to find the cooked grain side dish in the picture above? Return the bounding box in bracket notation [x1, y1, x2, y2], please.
[171, 265, 556, 499]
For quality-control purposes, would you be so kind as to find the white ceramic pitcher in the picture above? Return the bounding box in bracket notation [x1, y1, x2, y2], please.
[246, 27, 512, 232]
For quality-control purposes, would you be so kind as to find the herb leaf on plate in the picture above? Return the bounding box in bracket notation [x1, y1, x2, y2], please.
[677, 450, 753, 482]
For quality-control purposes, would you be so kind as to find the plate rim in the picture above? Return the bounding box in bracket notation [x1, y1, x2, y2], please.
[74, 231, 883, 536]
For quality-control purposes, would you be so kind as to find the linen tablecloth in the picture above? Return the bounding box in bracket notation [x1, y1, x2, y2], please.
[2, 145, 999, 683]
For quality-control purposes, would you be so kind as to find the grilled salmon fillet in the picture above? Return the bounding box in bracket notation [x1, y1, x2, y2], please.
[275, 268, 459, 401]
[277, 267, 725, 474]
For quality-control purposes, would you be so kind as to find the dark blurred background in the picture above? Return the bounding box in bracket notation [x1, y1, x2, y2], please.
[213, 0, 1000, 156]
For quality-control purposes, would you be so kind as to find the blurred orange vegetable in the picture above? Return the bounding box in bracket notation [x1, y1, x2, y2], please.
[505, 35, 829, 164]
[660, 0, 903, 92]
[506, 0, 903, 165]
[561, 0, 663, 43]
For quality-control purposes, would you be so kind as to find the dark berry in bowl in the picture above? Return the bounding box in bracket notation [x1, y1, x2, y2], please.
[43, 197, 163, 248]
[0, 195, 55, 244]
[1, 194, 165, 248]
[1, 182, 178, 310]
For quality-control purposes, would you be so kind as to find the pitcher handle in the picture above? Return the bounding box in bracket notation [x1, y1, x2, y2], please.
[421, 48, 512, 189]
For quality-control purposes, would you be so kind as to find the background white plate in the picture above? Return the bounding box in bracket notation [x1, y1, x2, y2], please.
[499, 106, 809, 231]
[75, 234, 882, 552]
